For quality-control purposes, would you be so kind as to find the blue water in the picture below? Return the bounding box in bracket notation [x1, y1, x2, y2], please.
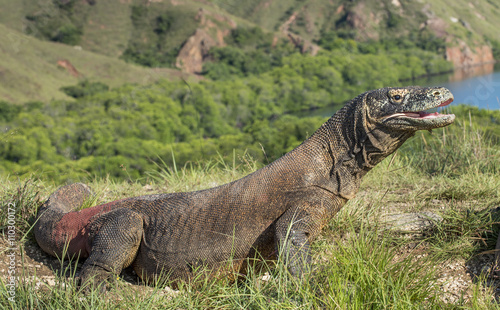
[302, 65, 500, 118]
[418, 70, 500, 110]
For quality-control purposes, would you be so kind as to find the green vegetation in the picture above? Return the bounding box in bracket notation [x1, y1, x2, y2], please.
[201, 25, 452, 81]
[318, 29, 446, 55]
[60, 80, 109, 99]
[0, 44, 454, 183]
[121, 4, 198, 67]
[24, 0, 87, 45]
[202, 27, 297, 79]
[1, 109, 499, 308]
[1, 0, 499, 74]
[488, 37, 500, 61]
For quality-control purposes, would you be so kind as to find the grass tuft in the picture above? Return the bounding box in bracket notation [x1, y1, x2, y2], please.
[0, 178, 43, 240]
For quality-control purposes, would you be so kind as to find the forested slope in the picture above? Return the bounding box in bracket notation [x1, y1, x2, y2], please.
[0, 46, 483, 183]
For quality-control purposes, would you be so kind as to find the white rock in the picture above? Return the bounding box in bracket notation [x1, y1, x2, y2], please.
[45, 278, 56, 286]
[164, 286, 180, 295]
[261, 272, 271, 282]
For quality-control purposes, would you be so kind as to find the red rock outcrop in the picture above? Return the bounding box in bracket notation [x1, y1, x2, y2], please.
[175, 8, 236, 74]
[57, 59, 81, 77]
[445, 41, 494, 68]
[175, 28, 217, 74]
[278, 9, 320, 55]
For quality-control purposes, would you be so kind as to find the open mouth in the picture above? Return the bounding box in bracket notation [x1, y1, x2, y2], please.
[384, 98, 454, 120]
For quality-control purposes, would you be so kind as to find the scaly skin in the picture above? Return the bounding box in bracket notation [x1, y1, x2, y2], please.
[34, 86, 455, 287]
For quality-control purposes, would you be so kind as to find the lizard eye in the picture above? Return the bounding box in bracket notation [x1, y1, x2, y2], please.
[393, 95, 402, 100]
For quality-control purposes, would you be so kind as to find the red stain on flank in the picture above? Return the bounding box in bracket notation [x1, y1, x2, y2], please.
[53, 199, 127, 257]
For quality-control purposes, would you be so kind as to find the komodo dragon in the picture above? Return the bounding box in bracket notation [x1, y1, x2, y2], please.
[34, 86, 455, 287]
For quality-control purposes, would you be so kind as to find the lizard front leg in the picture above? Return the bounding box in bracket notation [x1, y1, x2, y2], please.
[79, 208, 143, 290]
[274, 207, 319, 277]
[274, 193, 344, 277]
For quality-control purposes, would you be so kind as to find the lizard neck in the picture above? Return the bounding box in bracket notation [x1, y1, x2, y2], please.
[308, 96, 413, 199]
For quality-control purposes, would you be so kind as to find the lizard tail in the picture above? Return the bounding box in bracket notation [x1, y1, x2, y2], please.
[34, 183, 93, 257]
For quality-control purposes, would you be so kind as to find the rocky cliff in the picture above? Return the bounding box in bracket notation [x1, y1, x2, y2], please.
[175, 8, 236, 74]
[445, 42, 494, 68]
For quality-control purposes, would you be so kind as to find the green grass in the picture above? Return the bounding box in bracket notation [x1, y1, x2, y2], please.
[1, 108, 500, 308]
[79, 0, 135, 58]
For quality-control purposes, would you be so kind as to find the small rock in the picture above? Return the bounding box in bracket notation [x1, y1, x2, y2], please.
[46, 278, 56, 286]
[164, 286, 180, 295]
[260, 272, 271, 282]
[407, 242, 417, 249]
[383, 212, 442, 232]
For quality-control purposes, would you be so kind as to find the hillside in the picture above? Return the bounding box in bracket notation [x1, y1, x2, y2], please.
[210, 0, 500, 42]
[1, 0, 499, 72]
[211, 0, 500, 66]
[0, 0, 498, 79]
[0, 23, 192, 103]
[0, 0, 498, 103]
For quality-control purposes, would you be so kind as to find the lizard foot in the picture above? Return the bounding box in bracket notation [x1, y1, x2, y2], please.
[78, 265, 116, 294]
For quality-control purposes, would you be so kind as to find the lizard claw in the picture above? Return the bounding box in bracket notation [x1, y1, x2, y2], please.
[78, 266, 113, 294]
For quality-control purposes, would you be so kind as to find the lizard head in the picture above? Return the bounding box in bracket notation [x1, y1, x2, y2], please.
[321, 86, 455, 200]
[365, 86, 455, 131]
[311, 86, 455, 200]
